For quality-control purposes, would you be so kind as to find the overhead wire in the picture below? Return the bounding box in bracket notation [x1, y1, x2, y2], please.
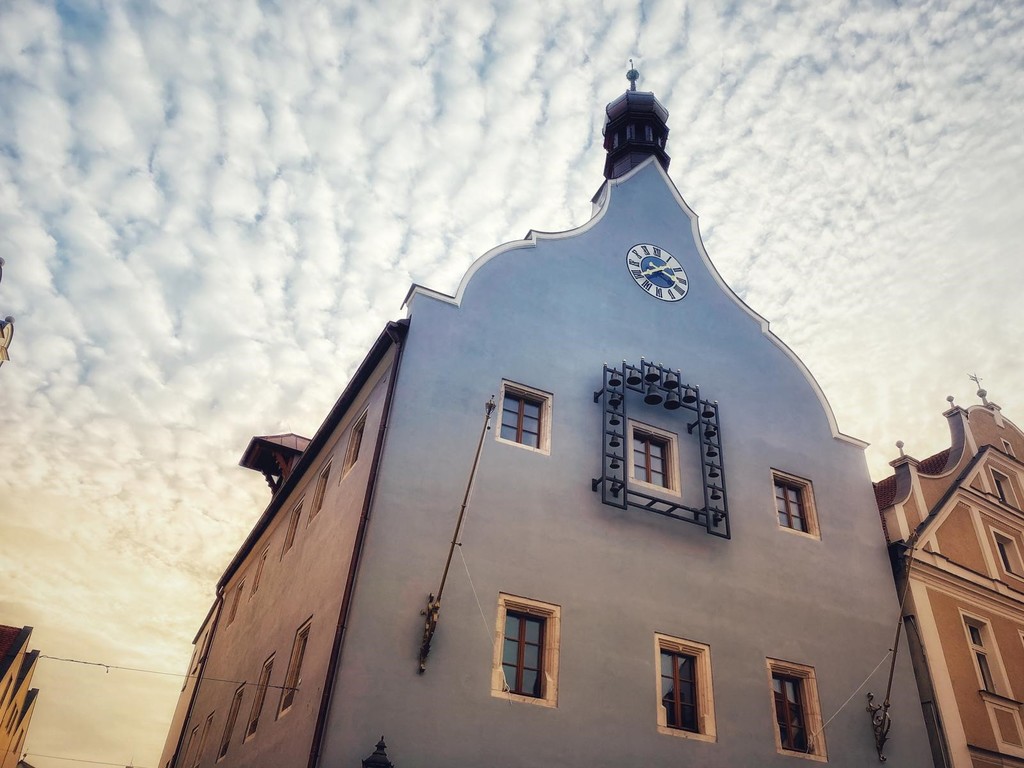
[38, 655, 297, 692]
[24, 752, 152, 767]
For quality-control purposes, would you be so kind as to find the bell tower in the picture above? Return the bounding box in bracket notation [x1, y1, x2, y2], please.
[602, 64, 671, 180]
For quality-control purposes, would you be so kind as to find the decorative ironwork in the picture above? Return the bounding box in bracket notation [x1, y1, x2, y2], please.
[361, 736, 395, 768]
[866, 692, 891, 761]
[591, 359, 730, 538]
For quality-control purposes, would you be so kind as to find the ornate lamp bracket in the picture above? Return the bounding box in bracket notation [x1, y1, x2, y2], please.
[866, 692, 891, 762]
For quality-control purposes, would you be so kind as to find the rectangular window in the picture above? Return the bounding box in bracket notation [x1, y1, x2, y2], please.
[279, 620, 311, 715]
[342, 415, 366, 476]
[492, 594, 559, 707]
[773, 471, 820, 538]
[767, 658, 826, 760]
[655, 634, 715, 741]
[628, 421, 679, 493]
[218, 684, 245, 760]
[1003, 440, 1016, 458]
[993, 471, 1017, 508]
[966, 619, 997, 692]
[191, 712, 214, 768]
[227, 580, 245, 625]
[995, 532, 1023, 576]
[309, 462, 331, 520]
[250, 548, 269, 596]
[184, 725, 199, 768]
[496, 381, 552, 454]
[245, 654, 274, 740]
[282, 499, 303, 556]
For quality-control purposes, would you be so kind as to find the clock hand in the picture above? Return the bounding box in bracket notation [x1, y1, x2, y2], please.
[641, 264, 683, 279]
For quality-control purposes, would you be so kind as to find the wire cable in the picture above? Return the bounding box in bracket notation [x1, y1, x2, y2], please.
[38, 655, 297, 692]
[457, 545, 512, 702]
[25, 752, 152, 767]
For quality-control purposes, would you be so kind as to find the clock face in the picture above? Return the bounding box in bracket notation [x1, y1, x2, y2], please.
[626, 244, 688, 301]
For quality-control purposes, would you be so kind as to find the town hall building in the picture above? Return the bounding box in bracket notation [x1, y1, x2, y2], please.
[159, 73, 934, 768]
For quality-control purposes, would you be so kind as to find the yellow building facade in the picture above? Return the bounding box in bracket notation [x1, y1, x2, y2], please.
[876, 393, 1024, 768]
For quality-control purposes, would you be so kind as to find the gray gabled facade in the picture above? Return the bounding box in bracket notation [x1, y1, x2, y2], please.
[161, 81, 934, 768]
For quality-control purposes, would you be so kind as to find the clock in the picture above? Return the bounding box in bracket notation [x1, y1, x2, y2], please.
[626, 243, 688, 301]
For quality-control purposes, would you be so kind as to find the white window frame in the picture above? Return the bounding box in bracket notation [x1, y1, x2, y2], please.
[245, 654, 275, 741]
[282, 498, 303, 557]
[341, 412, 367, 478]
[992, 529, 1024, 578]
[992, 470, 1019, 508]
[496, 381, 553, 455]
[961, 613, 1011, 697]
[250, 547, 270, 598]
[771, 469, 821, 540]
[766, 658, 827, 762]
[491, 593, 560, 708]
[227, 578, 245, 625]
[627, 420, 680, 496]
[278, 619, 312, 717]
[217, 684, 245, 761]
[1002, 440, 1016, 458]
[309, 461, 332, 520]
[190, 712, 214, 768]
[654, 633, 716, 742]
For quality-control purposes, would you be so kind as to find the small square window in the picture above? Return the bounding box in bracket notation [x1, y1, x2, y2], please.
[279, 619, 311, 716]
[496, 381, 552, 455]
[342, 415, 366, 477]
[655, 633, 716, 742]
[772, 471, 820, 539]
[628, 421, 679, 494]
[492, 594, 559, 707]
[309, 461, 331, 520]
[767, 658, 827, 761]
[245, 654, 274, 740]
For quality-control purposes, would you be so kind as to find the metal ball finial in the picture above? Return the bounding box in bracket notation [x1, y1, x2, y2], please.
[626, 59, 639, 91]
[896, 440, 905, 457]
[946, 395, 955, 404]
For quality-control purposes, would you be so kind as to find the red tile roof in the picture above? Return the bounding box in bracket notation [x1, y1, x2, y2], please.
[874, 475, 898, 511]
[0, 625, 21, 659]
[918, 448, 952, 475]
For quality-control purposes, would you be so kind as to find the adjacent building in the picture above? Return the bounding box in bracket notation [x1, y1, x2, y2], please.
[0, 626, 38, 768]
[160, 76, 934, 767]
[876, 391, 1024, 768]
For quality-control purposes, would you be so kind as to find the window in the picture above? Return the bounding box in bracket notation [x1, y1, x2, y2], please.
[993, 471, 1017, 508]
[245, 654, 274, 740]
[492, 594, 560, 707]
[191, 712, 214, 768]
[496, 381, 552, 454]
[309, 462, 331, 520]
[227, 579, 244, 625]
[966, 619, 997, 693]
[342, 414, 366, 476]
[628, 421, 679, 493]
[279, 620, 311, 715]
[184, 725, 199, 767]
[1003, 440, 1016, 458]
[250, 548, 269, 596]
[655, 634, 716, 741]
[773, 471, 820, 538]
[217, 684, 245, 760]
[282, 499, 303, 556]
[645, 124, 654, 142]
[767, 659, 826, 761]
[995, 532, 1023, 576]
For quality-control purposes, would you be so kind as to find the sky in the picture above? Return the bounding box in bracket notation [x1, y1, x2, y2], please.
[0, 0, 1021, 765]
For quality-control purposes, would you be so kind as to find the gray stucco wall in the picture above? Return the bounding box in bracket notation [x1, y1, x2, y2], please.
[319, 160, 931, 767]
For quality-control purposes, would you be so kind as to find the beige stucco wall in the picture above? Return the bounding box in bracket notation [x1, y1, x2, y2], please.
[936, 503, 988, 574]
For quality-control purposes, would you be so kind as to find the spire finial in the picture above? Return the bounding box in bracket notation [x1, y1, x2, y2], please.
[626, 59, 639, 91]
[968, 373, 989, 406]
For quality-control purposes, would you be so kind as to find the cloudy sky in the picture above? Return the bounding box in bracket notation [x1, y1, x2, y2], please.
[0, 0, 1021, 765]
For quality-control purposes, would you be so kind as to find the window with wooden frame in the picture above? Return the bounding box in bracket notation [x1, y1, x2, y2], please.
[279, 619, 311, 716]
[190, 712, 214, 768]
[282, 499, 303, 556]
[227, 579, 245, 625]
[308, 461, 331, 520]
[767, 658, 826, 761]
[250, 547, 269, 597]
[245, 654, 274, 740]
[992, 470, 1018, 508]
[342, 414, 366, 476]
[628, 421, 679, 493]
[217, 684, 245, 760]
[492, 594, 560, 707]
[772, 471, 819, 538]
[655, 633, 716, 741]
[965, 618, 999, 693]
[497, 381, 552, 454]
[994, 531, 1024, 577]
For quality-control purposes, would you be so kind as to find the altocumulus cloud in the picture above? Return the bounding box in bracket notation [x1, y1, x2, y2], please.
[0, 0, 1021, 765]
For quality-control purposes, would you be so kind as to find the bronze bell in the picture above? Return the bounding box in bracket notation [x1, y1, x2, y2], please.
[608, 412, 621, 426]
[644, 363, 661, 383]
[610, 457, 621, 470]
[609, 392, 623, 408]
[644, 382, 664, 406]
[609, 434, 621, 448]
[608, 369, 623, 387]
[706, 445, 719, 458]
[704, 425, 717, 438]
[664, 388, 681, 410]
[702, 403, 716, 418]
[711, 488, 722, 500]
[708, 465, 720, 478]
[626, 367, 643, 386]
[663, 371, 680, 390]
[682, 387, 697, 404]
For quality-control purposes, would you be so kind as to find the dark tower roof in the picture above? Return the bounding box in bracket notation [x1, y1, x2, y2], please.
[602, 66, 671, 180]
